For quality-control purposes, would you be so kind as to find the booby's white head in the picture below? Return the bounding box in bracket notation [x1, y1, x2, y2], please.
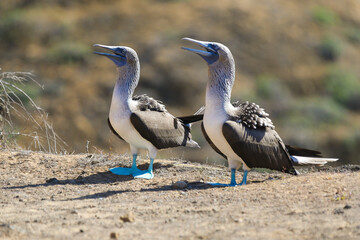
[93, 44, 140, 96]
[182, 38, 234, 67]
[182, 38, 235, 104]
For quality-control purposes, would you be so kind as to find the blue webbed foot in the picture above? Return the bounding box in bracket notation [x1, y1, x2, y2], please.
[132, 157, 154, 180]
[110, 167, 141, 176]
[110, 154, 140, 176]
[133, 170, 154, 179]
[207, 169, 248, 187]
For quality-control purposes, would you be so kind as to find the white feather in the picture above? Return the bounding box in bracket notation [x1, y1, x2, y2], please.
[291, 155, 339, 166]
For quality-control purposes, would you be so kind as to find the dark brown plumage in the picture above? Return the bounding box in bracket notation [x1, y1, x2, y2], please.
[130, 110, 198, 149]
[222, 120, 297, 174]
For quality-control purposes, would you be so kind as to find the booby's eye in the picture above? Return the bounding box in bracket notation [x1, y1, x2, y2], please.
[114, 48, 126, 56]
[207, 44, 219, 53]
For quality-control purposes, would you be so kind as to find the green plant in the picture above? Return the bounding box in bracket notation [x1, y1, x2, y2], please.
[312, 6, 339, 26]
[47, 42, 91, 64]
[318, 36, 342, 61]
[0, 69, 66, 152]
[256, 75, 289, 100]
[286, 97, 345, 127]
[0, 10, 33, 48]
[346, 28, 360, 44]
[325, 68, 360, 109]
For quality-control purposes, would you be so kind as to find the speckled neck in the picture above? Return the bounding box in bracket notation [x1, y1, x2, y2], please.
[111, 59, 140, 113]
[205, 55, 235, 110]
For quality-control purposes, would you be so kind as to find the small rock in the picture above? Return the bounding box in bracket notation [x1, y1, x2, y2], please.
[344, 205, 352, 209]
[79, 229, 84, 233]
[120, 212, 135, 223]
[172, 181, 187, 189]
[110, 232, 119, 239]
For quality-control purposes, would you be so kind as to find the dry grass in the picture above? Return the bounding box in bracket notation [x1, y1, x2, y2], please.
[0, 69, 66, 153]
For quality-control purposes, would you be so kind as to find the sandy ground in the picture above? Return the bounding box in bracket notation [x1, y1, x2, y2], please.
[0, 150, 359, 240]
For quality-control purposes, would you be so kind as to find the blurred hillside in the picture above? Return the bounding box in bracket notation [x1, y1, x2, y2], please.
[0, 0, 359, 165]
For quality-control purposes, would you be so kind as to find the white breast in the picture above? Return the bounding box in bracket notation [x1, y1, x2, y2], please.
[109, 98, 154, 151]
[203, 103, 246, 170]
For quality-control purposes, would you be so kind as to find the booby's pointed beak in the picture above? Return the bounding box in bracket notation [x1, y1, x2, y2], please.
[93, 44, 127, 67]
[181, 38, 219, 64]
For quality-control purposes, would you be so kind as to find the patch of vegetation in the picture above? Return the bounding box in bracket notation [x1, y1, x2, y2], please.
[324, 68, 360, 110]
[9, 84, 42, 107]
[286, 97, 345, 127]
[255, 75, 290, 100]
[344, 131, 360, 155]
[253, 74, 292, 115]
[47, 42, 91, 64]
[0, 10, 33, 48]
[0, 70, 66, 152]
[312, 6, 339, 26]
[318, 36, 342, 61]
[346, 28, 360, 44]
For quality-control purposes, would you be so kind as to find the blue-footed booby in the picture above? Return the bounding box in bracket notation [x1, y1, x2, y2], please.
[182, 38, 338, 186]
[94, 44, 200, 179]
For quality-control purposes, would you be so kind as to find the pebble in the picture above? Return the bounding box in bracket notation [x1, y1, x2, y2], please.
[110, 232, 119, 239]
[120, 212, 135, 223]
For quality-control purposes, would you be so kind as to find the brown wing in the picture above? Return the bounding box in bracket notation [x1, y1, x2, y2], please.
[201, 122, 227, 159]
[222, 120, 297, 174]
[130, 111, 199, 149]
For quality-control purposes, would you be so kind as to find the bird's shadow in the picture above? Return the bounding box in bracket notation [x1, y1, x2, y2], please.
[3, 162, 174, 190]
[68, 178, 277, 201]
[4, 171, 133, 190]
[68, 181, 218, 200]
[4, 160, 279, 201]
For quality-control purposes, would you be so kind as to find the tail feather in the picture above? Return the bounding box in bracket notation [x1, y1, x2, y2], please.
[291, 155, 339, 166]
[177, 106, 205, 125]
[286, 145, 322, 157]
[178, 114, 204, 124]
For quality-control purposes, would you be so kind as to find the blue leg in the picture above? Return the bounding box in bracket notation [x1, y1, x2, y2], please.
[230, 168, 237, 186]
[239, 170, 248, 185]
[110, 154, 141, 175]
[208, 168, 237, 187]
[132, 158, 154, 180]
[208, 169, 248, 187]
